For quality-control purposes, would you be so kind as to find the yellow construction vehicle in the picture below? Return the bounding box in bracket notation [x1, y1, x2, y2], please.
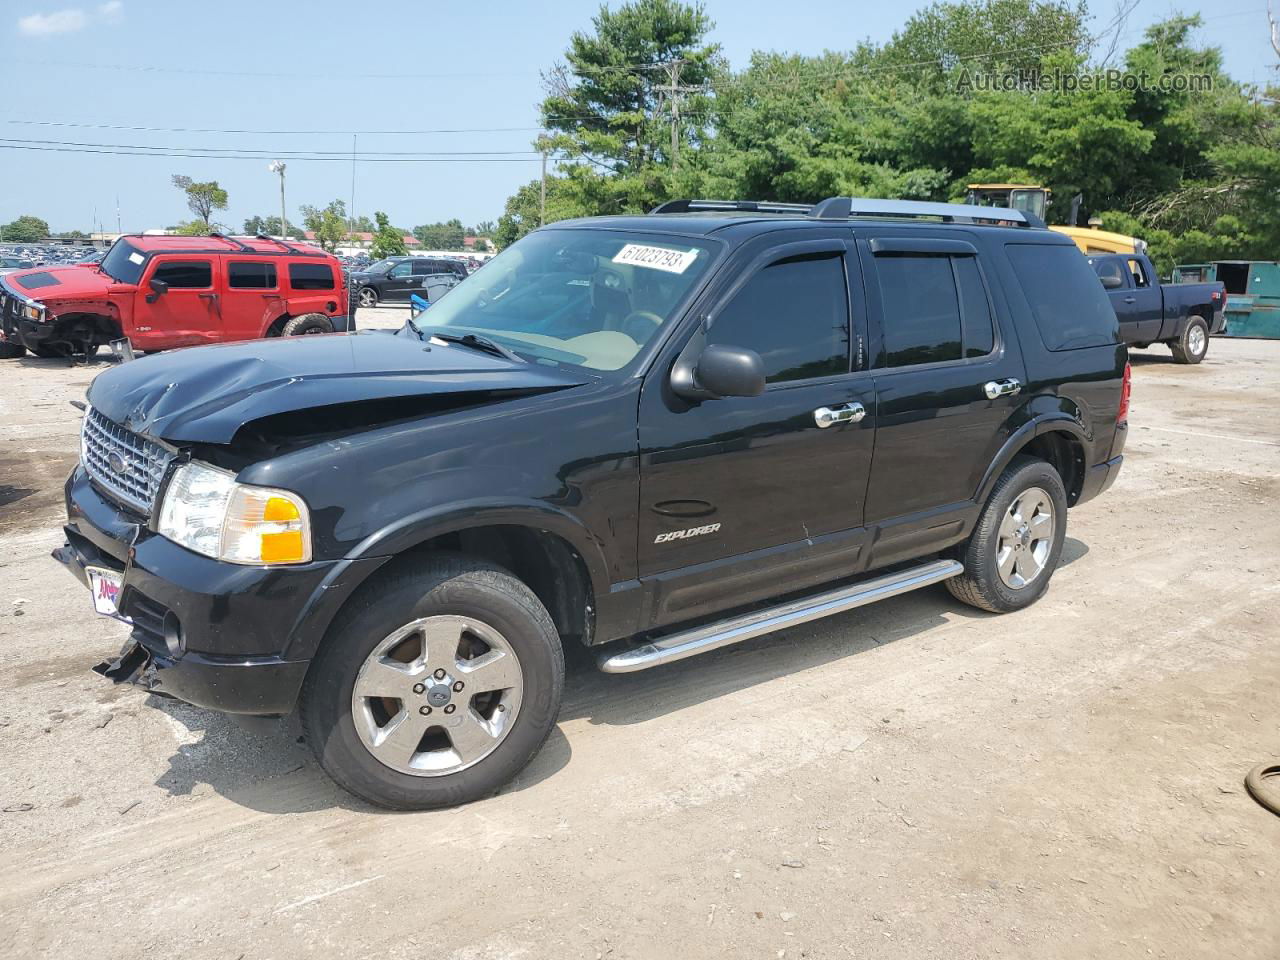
[964, 184, 1145, 255]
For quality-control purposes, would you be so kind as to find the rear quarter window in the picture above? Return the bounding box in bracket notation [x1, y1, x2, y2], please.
[1007, 243, 1119, 351]
[289, 262, 335, 290]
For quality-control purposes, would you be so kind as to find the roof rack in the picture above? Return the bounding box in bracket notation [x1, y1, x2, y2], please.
[810, 197, 1046, 228]
[650, 199, 814, 215]
[649, 196, 1046, 229]
[208, 232, 255, 253]
[253, 232, 316, 255]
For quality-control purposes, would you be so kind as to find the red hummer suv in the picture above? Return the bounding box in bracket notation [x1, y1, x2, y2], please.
[0, 234, 352, 358]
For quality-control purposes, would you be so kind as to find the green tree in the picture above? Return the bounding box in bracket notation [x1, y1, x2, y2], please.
[473, 220, 497, 237]
[412, 218, 467, 250]
[243, 214, 299, 238]
[539, 0, 722, 215]
[300, 200, 351, 252]
[349, 214, 377, 233]
[1, 215, 51, 241]
[494, 175, 590, 247]
[171, 175, 229, 228]
[174, 220, 213, 236]
[369, 211, 408, 259]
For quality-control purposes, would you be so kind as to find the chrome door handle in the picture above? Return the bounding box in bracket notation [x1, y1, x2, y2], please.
[983, 378, 1021, 400]
[1122, 296, 1136, 303]
[814, 401, 866, 428]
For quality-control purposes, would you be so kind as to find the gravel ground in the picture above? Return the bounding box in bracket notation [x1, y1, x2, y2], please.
[1, 335, 1277, 959]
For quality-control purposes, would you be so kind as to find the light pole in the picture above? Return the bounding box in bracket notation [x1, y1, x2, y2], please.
[268, 160, 287, 238]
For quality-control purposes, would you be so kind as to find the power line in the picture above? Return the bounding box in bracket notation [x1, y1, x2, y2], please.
[0, 137, 541, 157]
[0, 144, 550, 163]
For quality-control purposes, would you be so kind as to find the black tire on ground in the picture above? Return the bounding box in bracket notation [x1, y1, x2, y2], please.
[282, 313, 336, 336]
[301, 554, 565, 810]
[946, 456, 1069, 614]
[32, 344, 69, 359]
[1169, 316, 1209, 364]
[0, 341, 26, 359]
[357, 287, 379, 308]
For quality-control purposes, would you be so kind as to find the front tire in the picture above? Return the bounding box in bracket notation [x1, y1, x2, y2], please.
[1169, 316, 1209, 364]
[946, 457, 1068, 614]
[301, 555, 564, 810]
[0, 340, 26, 359]
[357, 287, 379, 309]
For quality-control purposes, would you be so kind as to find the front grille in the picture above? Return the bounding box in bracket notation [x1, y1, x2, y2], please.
[81, 408, 173, 515]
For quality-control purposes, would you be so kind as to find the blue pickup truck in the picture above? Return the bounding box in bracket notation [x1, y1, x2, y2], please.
[1088, 253, 1225, 364]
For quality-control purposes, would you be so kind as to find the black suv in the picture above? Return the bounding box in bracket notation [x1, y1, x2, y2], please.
[350, 256, 468, 308]
[59, 197, 1128, 809]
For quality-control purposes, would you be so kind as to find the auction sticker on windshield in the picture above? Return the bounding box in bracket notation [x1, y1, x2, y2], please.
[612, 244, 699, 274]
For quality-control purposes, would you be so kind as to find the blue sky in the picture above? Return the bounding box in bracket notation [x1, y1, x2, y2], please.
[3, 0, 1276, 234]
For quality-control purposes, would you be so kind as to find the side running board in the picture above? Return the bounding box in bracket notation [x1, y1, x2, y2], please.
[597, 559, 963, 674]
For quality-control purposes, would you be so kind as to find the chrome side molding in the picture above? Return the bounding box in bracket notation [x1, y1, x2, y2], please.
[597, 558, 963, 673]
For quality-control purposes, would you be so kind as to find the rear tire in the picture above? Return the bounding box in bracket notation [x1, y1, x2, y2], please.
[946, 457, 1068, 614]
[301, 555, 564, 810]
[282, 313, 335, 336]
[1169, 316, 1209, 364]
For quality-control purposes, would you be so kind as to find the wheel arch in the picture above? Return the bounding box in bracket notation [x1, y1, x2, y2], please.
[977, 416, 1089, 508]
[284, 507, 607, 664]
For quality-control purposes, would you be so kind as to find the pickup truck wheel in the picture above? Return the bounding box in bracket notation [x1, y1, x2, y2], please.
[0, 340, 26, 359]
[301, 555, 564, 810]
[1169, 317, 1209, 364]
[282, 313, 335, 336]
[946, 457, 1068, 614]
[357, 287, 379, 308]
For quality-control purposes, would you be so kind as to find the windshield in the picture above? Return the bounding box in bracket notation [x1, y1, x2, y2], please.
[100, 239, 146, 284]
[408, 228, 714, 371]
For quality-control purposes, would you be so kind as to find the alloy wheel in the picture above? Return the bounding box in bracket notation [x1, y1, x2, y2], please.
[351, 615, 524, 776]
[996, 486, 1055, 589]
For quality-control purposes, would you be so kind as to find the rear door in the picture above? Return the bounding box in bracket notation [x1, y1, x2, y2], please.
[860, 234, 1024, 565]
[136, 255, 221, 348]
[637, 233, 876, 627]
[220, 257, 280, 341]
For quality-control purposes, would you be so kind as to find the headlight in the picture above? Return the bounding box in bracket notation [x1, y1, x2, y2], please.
[22, 302, 43, 320]
[156, 461, 312, 565]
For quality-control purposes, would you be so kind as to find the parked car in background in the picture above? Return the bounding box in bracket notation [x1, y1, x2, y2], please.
[1, 255, 35, 276]
[0, 233, 349, 359]
[349, 256, 469, 307]
[1174, 260, 1280, 340]
[69, 196, 1128, 809]
[1088, 252, 1225, 363]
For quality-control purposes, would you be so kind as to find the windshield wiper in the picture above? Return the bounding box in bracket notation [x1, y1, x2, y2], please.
[429, 331, 525, 363]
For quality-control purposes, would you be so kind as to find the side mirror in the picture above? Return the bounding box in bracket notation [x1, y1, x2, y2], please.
[146, 277, 169, 303]
[672, 343, 766, 400]
[1100, 274, 1123, 289]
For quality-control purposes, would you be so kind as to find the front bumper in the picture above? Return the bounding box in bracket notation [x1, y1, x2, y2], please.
[57, 465, 350, 715]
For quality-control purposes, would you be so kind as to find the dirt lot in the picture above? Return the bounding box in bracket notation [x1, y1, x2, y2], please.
[1, 331, 1277, 960]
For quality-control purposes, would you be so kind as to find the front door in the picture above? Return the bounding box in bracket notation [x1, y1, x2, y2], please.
[136, 256, 221, 349]
[1122, 257, 1163, 341]
[859, 235, 1026, 565]
[383, 260, 418, 301]
[637, 235, 875, 627]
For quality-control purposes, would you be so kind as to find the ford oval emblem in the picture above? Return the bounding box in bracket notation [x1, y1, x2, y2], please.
[106, 451, 130, 476]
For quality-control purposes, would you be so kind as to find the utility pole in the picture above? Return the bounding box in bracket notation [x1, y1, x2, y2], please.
[655, 59, 699, 171]
[349, 134, 357, 238]
[536, 133, 550, 227]
[269, 161, 287, 238]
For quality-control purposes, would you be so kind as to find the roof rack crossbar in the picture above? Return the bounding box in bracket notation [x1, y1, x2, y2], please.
[208, 231, 254, 253]
[650, 199, 813, 215]
[253, 232, 312, 255]
[810, 196, 1046, 229]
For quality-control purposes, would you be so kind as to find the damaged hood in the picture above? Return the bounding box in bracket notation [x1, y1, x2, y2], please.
[87, 329, 588, 444]
[4, 264, 113, 301]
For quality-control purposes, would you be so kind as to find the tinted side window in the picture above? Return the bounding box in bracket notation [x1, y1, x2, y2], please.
[954, 257, 995, 357]
[388, 261, 412, 278]
[411, 260, 432, 275]
[876, 255, 961, 367]
[708, 253, 848, 384]
[1007, 244, 1120, 351]
[289, 262, 335, 290]
[227, 261, 276, 289]
[153, 260, 212, 288]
